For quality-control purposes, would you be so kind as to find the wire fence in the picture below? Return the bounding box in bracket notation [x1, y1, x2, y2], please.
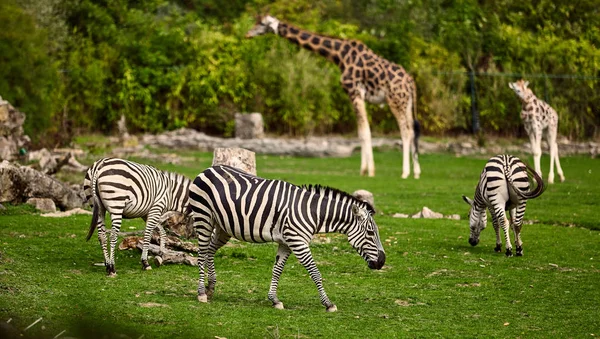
[431, 71, 600, 137]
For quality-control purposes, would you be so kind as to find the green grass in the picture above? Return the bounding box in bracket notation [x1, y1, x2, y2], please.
[1, 151, 599, 338]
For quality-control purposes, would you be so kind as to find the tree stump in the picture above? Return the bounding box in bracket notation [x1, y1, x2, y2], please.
[352, 189, 375, 209]
[211, 147, 256, 175]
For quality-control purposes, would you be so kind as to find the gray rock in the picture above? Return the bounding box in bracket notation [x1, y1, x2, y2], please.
[26, 197, 57, 213]
[235, 113, 264, 139]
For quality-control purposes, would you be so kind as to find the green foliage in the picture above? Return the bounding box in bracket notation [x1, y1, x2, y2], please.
[1, 152, 599, 337]
[0, 0, 59, 143]
[1, 0, 599, 144]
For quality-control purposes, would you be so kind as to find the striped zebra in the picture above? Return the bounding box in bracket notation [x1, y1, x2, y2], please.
[462, 154, 545, 257]
[83, 158, 192, 276]
[188, 165, 386, 312]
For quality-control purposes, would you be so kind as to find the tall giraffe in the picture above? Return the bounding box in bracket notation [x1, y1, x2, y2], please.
[246, 15, 421, 179]
[509, 79, 565, 184]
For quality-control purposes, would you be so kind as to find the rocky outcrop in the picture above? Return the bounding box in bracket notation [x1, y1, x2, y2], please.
[0, 96, 30, 161]
[140, 128, 598, 158]
[0, 160, 84, 210]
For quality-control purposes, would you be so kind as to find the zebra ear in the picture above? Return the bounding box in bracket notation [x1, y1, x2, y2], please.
[524, 81, 529, 88]
[351, 204, 365, 218]
[462, 195, 473, 206]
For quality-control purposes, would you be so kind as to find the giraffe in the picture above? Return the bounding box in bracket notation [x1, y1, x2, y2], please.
[246, 15, 421, 179]
[509, 79, 565, 184]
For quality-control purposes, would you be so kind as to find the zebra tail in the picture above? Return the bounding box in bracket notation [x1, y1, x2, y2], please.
[86, 201, 99, 241]
[516, 162, 547, 200]
[86, 164, 101, 241]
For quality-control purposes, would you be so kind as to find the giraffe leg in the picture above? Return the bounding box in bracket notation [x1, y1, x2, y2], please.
[352, 96, 375, 177]
[531, 130, 543, 180]
[547, 126, 565, 183]
[387, 95, 412, 179]
[206, 228, 231, 299]
[268, 243, 292, 309]
[411, 134, 421, 179]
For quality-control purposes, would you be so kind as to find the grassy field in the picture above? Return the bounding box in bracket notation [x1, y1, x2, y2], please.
[1, 149, 599, 338]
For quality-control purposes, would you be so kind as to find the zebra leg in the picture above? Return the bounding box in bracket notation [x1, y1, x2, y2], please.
[268, 243, 292, 310]
[141, 209, 163, 270]
[206, 228, 231, 299]
[492, 218, 502, 253]
[195, 217, 215, 303]
[108, 211, 124, 276]
[511, 203, 527, 256]
[290, 242, 337, 312]
[95, 207, 111, 275]
[496, 210, 513, 257]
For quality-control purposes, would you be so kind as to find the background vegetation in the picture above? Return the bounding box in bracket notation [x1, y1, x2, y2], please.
[1, 0, 599, 146]
[1, 150, 599, 338]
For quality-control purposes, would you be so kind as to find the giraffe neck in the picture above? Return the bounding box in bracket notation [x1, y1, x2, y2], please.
[520, 89, 536, 104]
[277, 22, 345, 67]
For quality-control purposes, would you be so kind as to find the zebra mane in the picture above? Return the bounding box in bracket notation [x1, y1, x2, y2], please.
[300, 184, 376, 214]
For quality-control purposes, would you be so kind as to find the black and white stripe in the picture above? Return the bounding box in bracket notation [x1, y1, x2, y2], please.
[188, 165, 386, 312]
[462, 154, 545, 256]
[83, 158, 192, 275]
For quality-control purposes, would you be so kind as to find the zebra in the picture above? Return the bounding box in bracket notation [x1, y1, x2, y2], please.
[83, 157, 192, 276]
[462, 154, 546, 257]
[188, 165, 386, 312]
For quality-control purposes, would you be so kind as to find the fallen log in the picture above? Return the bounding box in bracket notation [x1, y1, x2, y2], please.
[119, 235, 198, 266]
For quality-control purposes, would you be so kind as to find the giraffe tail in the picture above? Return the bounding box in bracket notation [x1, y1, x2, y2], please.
[413, 119, 421, 155]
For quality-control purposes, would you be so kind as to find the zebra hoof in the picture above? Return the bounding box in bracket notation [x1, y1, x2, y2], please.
[143, 265, 152, 271]
[326, 305, 338, 312]
[516, 247, 523, 256]
[197, 294, 208, 303]
[505, 249, 513, 257]
[401, 173, 409, 179]
[273, 302, 284, 310]
[494, 245, 502, 253]
[107, 272, 117, 278]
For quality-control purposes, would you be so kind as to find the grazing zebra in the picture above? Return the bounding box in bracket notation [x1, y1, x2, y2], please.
[188, 165, 386, 312]
[462, 154, 545, 257]
[83, 157, 192, 275]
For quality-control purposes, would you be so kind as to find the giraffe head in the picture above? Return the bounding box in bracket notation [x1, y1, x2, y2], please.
[246, 15, 280, 38]
[508, 79, 533, 101]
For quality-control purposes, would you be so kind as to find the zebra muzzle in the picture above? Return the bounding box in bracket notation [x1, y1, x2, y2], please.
[368, 251, 386, 270]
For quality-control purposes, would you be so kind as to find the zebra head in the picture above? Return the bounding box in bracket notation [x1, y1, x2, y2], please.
[347, 203, 386, 270]
[462, 195, 487, 246]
